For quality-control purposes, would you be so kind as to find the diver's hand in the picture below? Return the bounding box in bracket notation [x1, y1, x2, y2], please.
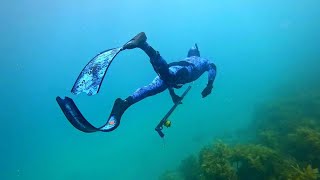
[201, 85, 213, 98]
[172, 94, 183, 104]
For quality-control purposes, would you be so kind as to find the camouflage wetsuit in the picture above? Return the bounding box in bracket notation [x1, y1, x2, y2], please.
[102, 41, 217, 131]
[130, 42, 216, 103]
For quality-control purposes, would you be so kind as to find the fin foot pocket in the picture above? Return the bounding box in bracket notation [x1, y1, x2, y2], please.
[123, 32, 147, 50]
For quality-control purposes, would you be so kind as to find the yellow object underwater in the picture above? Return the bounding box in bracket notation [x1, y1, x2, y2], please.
[164, 119, 171, 127]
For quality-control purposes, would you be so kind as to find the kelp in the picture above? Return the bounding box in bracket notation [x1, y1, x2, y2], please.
[160, 86, 320, 180]
[199, 141, 236, 180]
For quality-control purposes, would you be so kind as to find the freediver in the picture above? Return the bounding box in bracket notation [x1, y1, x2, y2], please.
[102, 32, 217, 131]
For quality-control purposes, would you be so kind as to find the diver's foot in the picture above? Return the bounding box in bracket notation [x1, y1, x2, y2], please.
[101, 98, 130, 131]
[110, 98, 129, 119]
[123, 32, 147, 50]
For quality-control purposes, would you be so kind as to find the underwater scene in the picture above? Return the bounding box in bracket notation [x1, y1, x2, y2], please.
[1, 0, 320, 179]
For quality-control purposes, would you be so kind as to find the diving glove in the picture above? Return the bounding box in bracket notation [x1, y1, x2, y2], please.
[201, 80, 213, 98]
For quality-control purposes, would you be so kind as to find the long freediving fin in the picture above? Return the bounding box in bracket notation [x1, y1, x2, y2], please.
[56, 96, 99, 132]
[56, 96, 119, 133]
[155, 86, 192, 138]
[61, 33, 147, 132]
[71, 47, 123, 96]
[71, 33, 146, 96]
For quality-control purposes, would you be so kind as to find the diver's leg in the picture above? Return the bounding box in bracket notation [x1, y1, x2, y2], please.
[139, 42, 171, 81]
[102, 76, 168, 131]
[123, 32, 171, 80]
[129, 76, 168, 103]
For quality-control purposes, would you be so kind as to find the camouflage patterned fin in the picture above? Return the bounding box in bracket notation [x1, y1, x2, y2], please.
[71, 47, 123, 96]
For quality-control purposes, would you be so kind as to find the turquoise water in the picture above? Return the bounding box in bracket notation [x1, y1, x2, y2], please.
[1, 0, 319, 179]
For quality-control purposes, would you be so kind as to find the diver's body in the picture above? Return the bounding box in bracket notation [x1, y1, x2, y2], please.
[102, 32, 217, 131]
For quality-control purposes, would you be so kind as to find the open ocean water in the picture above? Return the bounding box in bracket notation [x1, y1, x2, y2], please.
[1, 0, 320, 179]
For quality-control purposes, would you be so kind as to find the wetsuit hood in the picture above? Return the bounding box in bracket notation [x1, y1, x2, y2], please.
[187, 44, 200, 57]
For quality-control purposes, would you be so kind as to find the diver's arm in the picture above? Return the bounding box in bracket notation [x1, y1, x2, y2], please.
[201, 63, 217, 98]
[169, 87, 182, 104]
[207, 63, 216, 86]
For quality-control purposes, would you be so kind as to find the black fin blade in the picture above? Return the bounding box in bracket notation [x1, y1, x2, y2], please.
[56, 96, 98, 133]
